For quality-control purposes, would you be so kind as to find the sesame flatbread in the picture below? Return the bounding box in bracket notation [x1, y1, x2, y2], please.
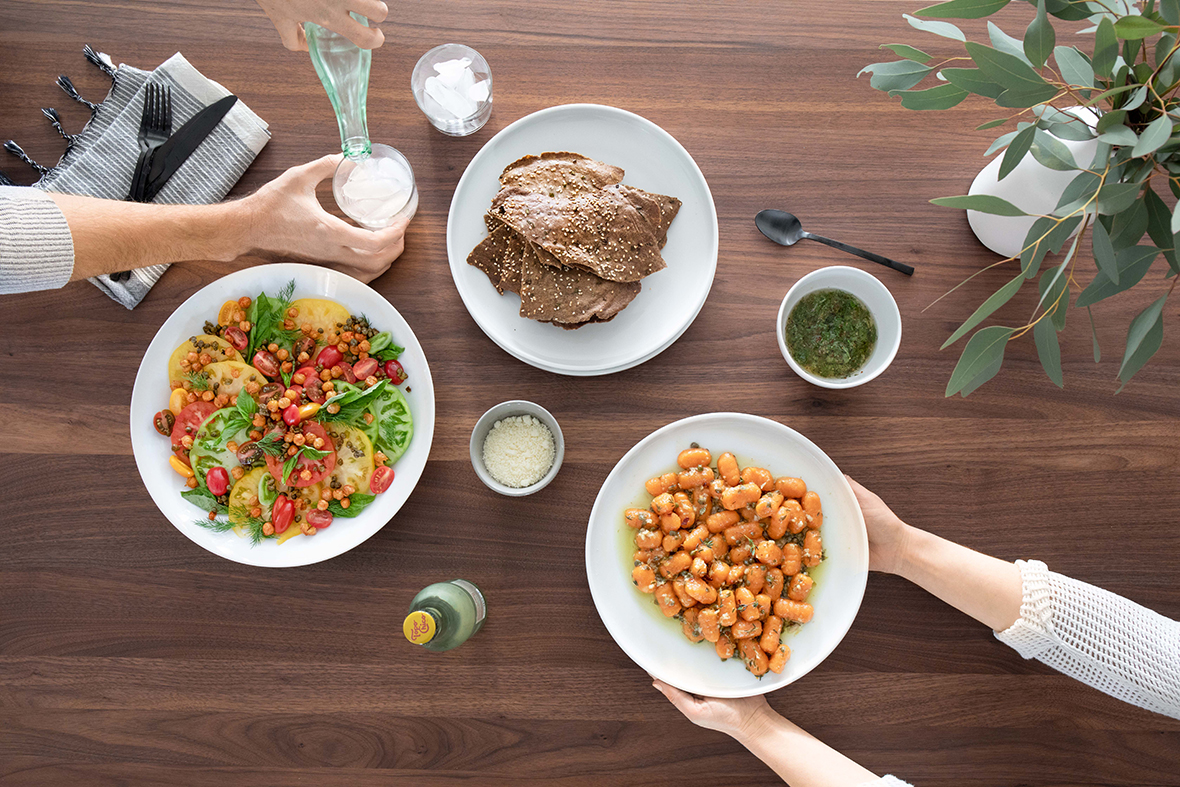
[499, 152, 624, 198]
[490, 187, 666, 282]
[517, 245, 641, 326]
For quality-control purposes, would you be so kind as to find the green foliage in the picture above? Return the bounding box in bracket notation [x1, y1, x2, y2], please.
[863, 1, 1180, 394]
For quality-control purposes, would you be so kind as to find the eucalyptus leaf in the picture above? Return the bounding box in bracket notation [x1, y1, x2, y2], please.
[916, 0, 1011, 18]
[859, 60, 933, 92]
[1097, 124, 1139, 145]
[1055, 171, 1101, 211]
[1096, 110, 1128, 133]
[977, 118, 1009, 130]
[1093, 17, 1118, 78]
[1022, 215, 1082, 278]
[903, 13, 967, 41]
[1116, 295, 1167, 390]
[1054, 45, 1095, 87]
[945, 325, 1016, 397]
[880, 43, 933, 63]
[1075, 245, 1160, 306]
[966, 41, 1055, 91]
[1091, 218, 1120, 284]
[1143, 187, 1180, 272]
[1113, 15, 1166, 40]
[942, 67, 1006, 98]
[1161, 0, 1180, 25]
[996, 81, 1061, 107]
[930, 194, 1028, 215]
[1033, 316, 1065, 387]
[1172, 197, 1180, 233]
[1042, 0, 1095, 21]
[892, 83, 970, 109]
[1045, 121, 1095, 141]
[1109, 198, 1149, 250]
[1036, 242, 1075, 317]
[1024, 0, 1056, 67]
[1132, 114, 1174, 157]
[1122, 84, 1150, 111]
[1030, 129, 1078, 170]
[1095, 182, 1143, 215]
[999, 124, 1037, 179]
[985, 128, 1022, 155]
[942, 274, 1026, 347]
[988, 21, 1035, 67]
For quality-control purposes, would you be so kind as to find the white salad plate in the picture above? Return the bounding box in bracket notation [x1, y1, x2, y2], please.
[585, 413, 869, 697]
[446, 103, 719, 376]
[129, 263, 436, 568]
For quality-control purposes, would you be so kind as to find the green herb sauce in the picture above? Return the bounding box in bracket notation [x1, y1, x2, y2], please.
[785, 289, 877, 379]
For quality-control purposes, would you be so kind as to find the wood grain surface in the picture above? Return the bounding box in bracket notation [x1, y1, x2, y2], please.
[2, 1, 1179, 784]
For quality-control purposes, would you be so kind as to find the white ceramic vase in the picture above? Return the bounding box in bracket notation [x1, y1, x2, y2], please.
[966, 107, 1099, 257]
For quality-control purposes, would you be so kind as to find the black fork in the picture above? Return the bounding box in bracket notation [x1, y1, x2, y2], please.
[114, 84, 172, 282]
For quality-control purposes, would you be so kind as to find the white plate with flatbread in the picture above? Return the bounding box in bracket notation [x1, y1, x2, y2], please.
[447, 104, 719, 376]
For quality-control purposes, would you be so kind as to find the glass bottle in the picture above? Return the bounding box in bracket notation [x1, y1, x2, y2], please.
[403, 579, 486, 652]
[305, 15, 418, 229]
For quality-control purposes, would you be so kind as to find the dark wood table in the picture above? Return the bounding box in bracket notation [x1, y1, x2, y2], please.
[2, 1, 1178, 784]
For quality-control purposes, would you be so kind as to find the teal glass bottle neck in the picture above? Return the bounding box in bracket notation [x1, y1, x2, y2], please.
[305, 17, 373, 160]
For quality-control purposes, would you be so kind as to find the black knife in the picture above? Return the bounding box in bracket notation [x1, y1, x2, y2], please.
[142, 94, 238, 202]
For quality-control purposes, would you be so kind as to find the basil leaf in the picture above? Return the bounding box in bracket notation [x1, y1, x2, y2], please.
[182, 488, 225, 514]
[328, 493, 376, 518]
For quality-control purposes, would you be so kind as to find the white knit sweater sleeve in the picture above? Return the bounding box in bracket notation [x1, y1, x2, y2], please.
[0, 185, 74, 294]
[996, 559, 1180, 719]
[857, 777, 912, 787]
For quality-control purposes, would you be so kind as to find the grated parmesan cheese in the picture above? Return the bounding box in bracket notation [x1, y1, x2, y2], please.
[482, 415, 556, 488]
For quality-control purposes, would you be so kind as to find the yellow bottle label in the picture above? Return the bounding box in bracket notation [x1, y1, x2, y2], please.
[404, 610, 436, 644]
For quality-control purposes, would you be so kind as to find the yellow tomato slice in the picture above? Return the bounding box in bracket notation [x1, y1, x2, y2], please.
[290, 298, 350, 345]
[167, 334, 234, 386]
[228, 467, 270, 535]
[322, 423, 375, 492]
[202, 361, 266, 398]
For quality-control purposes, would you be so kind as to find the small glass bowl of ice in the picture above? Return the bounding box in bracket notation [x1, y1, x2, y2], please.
[333, 143, 419, 230]
[412, 43, 493, 137]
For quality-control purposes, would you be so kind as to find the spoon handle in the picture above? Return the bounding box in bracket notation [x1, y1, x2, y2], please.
[803, 233, 914, 276]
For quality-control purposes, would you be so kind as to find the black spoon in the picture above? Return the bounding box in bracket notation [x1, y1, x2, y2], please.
[755, 210, 914, 276]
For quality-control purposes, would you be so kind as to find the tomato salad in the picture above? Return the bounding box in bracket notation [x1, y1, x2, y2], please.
[153, 281, 413, 545]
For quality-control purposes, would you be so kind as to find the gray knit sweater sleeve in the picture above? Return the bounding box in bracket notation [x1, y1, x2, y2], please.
[0, 185, 74, 294]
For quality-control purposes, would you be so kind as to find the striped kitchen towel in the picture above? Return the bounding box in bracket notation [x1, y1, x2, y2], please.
[6, 47, 270, 308]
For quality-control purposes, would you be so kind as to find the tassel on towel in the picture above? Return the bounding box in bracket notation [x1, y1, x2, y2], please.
[56, 74, 99, 115]
[3, 140, 49, 176]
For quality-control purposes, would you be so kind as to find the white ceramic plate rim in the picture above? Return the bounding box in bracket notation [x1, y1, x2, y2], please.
[129, 263, 436, 567]
[446, 103, 719, 376]
[585, 412, 869, 697]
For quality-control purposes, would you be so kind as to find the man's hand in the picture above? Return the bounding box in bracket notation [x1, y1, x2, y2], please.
[240, 154, 407, 283]
[254, 0, 388, 51]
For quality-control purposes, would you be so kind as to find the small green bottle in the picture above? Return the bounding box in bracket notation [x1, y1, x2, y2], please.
[403, 579, 486, 652]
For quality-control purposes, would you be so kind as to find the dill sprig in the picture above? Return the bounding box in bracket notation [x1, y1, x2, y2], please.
[253, 430, 287, 457]
[194, 507, 271, 547]
[184, 371, 212, 391]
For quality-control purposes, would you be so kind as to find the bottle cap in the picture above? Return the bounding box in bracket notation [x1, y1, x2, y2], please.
[403, 610, 436, 645]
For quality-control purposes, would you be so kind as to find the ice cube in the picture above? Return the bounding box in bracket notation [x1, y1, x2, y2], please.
[433, 57, 472, 89]
[424, 75, 478, 119]
[467, 79, 489, 103]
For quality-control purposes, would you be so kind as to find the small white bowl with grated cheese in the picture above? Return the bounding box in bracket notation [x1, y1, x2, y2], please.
[470, 401, 564, 496]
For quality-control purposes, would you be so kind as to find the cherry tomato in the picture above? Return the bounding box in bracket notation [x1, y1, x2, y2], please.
[205, 466, 230, 496]
[338, 361, 356, 384]
[253, 350, 281, 378]
[352, 358, 378, 380]
[272, 496, 294, 534]
[307, 509, 334, 529]
[294, 336, 316, 358]
[258, 382, 285, 404]
[370, 465, 394, 494]
[383, 359, 407, 384]
[282, 404, 301, 426]
[153, 409, 176, 436]
[293, 366, 320, 386]
[224, 325, 248, 351]
[316, 346, 343, 369]
[170, 401, 217, 466]
[265, 422, 337, 488]
[236, 441, 262, 466]
[304, 381, 326, 404]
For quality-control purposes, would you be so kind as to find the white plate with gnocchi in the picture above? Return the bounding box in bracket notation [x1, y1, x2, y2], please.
[585, 413, 868, 697]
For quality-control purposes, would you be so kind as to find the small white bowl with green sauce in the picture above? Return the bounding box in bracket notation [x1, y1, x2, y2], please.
[777, 266, 901, 389]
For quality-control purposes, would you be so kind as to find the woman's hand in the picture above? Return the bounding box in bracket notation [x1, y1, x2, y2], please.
[254, 0, 388, 51]
[651, 678, 772, 740]
[846, 475, 912, 575]
[239, 155, 407, 283]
